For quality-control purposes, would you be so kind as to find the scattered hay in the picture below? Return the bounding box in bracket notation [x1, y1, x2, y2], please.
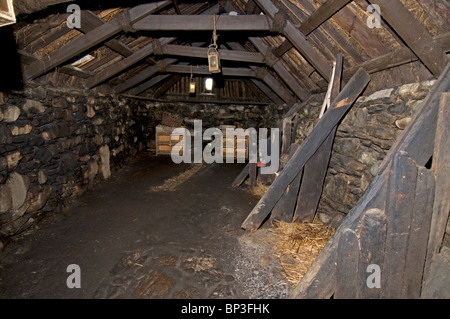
[148, 164, 203, 192]
[249, 182, 270, 198]
[272, 219, 335, 287]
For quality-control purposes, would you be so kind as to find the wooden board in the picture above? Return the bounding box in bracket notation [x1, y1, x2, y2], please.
[403, 167, 435, 298]
[334, 228, 359, 299]
[425, 92, 450, 280]
[381, 151, 418, 299]
[241, 68, 370, 231]
[358, 208, 386, 299]
[293, 54, 343, 223]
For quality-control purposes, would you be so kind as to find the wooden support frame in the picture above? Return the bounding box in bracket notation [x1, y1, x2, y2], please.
[254, 0, 332, 82]
[248, 37, 311, 101]
[23, 1, 172, 80]
[241, 68, 370, 231]
[86, 37, 176, 88]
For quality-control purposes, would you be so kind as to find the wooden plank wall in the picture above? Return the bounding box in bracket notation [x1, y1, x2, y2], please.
[290, 64, 450, 299]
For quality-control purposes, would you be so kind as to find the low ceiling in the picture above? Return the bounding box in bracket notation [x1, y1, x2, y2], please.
[5, 0, 450, 104]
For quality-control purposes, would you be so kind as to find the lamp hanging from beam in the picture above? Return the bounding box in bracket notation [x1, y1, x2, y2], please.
[208, 14, 221, 73]
[189, 65, 196, 94]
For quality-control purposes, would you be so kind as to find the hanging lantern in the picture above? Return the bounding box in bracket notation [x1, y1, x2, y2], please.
[189, 77, 196, 94]
[189, 66, 196, 94]
[207, 14, 221, 74]
[208, 46, 221, 73]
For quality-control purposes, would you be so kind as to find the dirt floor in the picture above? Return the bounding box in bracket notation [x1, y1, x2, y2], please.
[0, 155, 291, 299]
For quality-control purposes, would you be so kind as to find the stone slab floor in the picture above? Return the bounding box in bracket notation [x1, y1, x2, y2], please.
[0, 155, 290, 299]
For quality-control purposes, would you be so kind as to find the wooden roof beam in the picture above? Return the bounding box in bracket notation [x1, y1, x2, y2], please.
[367, 0, 448, 76]
[128, 74, 172, 96]
[158, 44, 265, 64]
[132, 14, 272, 31]
[23, 1, 172, 80]
[248, 37, 311, 101]
[254, 0, 332, 82]
[86, 37, 176, 88]
[113, 58, 177, 94]
[299, 0, 352, 36]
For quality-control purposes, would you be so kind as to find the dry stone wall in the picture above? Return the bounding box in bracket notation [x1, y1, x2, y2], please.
[294, 80, 437, 228]
[0, 85, 143, 240]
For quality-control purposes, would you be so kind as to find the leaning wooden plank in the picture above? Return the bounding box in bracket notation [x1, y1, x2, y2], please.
[378, 64, 450, 174]
[249, 163, 257, 188]
[23, 1, 171, 80]
[299, 0, 351, 36]
[367, 0, 448, 76]
[358, 208, 387, 299]
[231, 163, 250, 188]
[270, 169, 303, 223]
[281, 117, 292, 155]
[381, 151, 418, 299]
[424, 92, 450, 281]
[293, 128, 335, 223]
[403, 167, 435, 299]
[241, 68, 370, 231]
[334, 228, 360, 299]
[293, 54, 343, 223]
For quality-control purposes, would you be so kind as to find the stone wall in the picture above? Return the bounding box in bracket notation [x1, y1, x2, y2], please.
[294, 80, 437, 228]
[0, 85, 143, 241]
[133, 100, 289, 151]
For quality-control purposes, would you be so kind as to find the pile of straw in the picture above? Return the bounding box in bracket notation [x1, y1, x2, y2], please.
[272, 219, 335, 286]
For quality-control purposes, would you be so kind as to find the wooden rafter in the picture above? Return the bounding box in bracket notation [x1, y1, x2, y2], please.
[299, 0, 352, 36]
[254, 0, 332, 82]
[248, 37, 310, 101]
[367, 0, 448, 76]
[86, 37, 176, 88]
[158, 44, 265, 64]
[23, 1, 172, 80]
[226, 41, 297, 104]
